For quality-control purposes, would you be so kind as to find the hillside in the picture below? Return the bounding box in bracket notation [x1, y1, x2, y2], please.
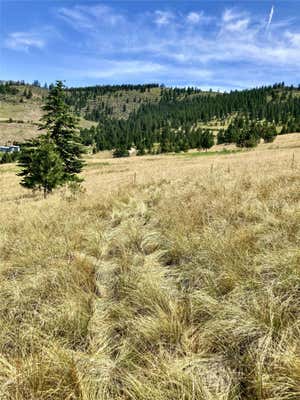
[1, 81, 299, 154]
[65, 84, 163, 120]
[0, 84, 45, 143]
[0, 82, 212, 144]
[0, 83, 163, 144]
[1, 133, 300, 399]
[80, 83, 300, 154]
[0, 83, 96, 144]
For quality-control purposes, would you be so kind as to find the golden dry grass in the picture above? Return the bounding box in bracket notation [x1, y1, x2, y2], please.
[0, 133, 300, 399]
[0, 89, 96, 143]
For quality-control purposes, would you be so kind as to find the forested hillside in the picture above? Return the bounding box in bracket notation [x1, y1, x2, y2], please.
[65, 84, 162, 120]
[0, 81, 167, 143]
[0, 81, 212, 145]
[1, 81, 300, 155]
[64, 84, 210, 121]
[80, 83, 300, 154]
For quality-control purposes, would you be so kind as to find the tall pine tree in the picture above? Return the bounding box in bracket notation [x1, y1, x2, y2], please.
[40, 80, 85, 181]
[18, 81, 85, 196]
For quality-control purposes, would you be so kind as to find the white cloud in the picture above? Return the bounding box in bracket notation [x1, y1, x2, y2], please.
[222, 9, 239, 22]
[59, 7, 92, 29]
[186, 12, 203, 24]
[154, 10, 174, 26]
[53, 3, 300, 87]
[61, 57, 213, 85]
[220, 8, 251, 34]
[59, 4, 125, 31]
[4, 32, 45, 51]
[285, 31, 300, 47]
[84, 60, 165, 78]
[225, 18, 250, 32]
[87, 4, 124, 25]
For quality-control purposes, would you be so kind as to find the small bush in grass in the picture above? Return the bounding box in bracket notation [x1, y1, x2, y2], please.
[113, 146, 130, 158]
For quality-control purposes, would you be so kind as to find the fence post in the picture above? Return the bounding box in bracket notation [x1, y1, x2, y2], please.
[291, 152, 295, 170]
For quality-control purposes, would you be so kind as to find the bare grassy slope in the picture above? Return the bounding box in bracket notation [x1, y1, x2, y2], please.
[0, 134, 299, 399]
[0, 85, 95, 144]
[0, 86, 45, 143]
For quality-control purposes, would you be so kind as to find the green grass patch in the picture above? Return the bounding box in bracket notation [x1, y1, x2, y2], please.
[85, 161, 110, 169]
[179, 149, 243, 158]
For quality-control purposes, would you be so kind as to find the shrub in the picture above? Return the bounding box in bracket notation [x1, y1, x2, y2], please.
[113, 146, 130, 157]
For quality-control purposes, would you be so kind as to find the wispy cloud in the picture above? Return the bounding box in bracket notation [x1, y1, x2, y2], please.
[4, 32, 45, 52]
[58, 4, 125, 30]
[222, 9, 245, 23]
[76, 60, 165, 79]
[59, 56, 213, 87]
[285, 31, 300, 46]
[154, 10, 174, 26]
[187, 12, 201, 24]
[50, 4, 300, 86]
[185, 11, 213, 25]
[220, 9, 251, 34]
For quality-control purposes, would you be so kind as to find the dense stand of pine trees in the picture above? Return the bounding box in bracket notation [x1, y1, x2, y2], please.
[80, 83, 300, 155]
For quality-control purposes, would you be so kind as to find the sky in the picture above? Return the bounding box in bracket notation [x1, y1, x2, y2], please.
[1, 0, 300, 90]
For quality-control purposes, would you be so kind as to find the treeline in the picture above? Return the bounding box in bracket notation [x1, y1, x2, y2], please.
[64, 84, 205, 118]
[65, 84, 160, 113]
[0, 80, 46, 91]
[0, 82, 19, 95]
[67, 83, 160, 95]
[80, 84, 300, 155]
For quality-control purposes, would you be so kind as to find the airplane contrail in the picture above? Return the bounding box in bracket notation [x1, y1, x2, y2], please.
[267, 5, 274, 29]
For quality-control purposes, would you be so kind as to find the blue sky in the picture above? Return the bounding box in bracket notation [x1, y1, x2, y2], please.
[1, 1, 300, 90]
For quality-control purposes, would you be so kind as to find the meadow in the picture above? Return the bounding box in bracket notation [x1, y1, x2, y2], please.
[0, 133, 300, 399]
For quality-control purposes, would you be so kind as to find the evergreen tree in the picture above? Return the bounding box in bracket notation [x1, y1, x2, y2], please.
[26, 89, 33, 99]
[136, 145, 146, 156]
[112, 146, 130, 158]
[236, 128, 260, 148]
[18, 81, 85, 196]
[18, 137, 65, 197]
[217, 129, 225, 144]
[199, 130, 214, 151]
[262, 125, 277, 143]
[40, 80, 85, 181]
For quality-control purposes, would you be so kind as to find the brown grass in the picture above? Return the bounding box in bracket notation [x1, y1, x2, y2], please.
[0, 133, 300, 399]
[0, 87, 96, 143]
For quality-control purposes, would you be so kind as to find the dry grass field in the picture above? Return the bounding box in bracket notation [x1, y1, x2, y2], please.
[0, 133, 300, 399]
